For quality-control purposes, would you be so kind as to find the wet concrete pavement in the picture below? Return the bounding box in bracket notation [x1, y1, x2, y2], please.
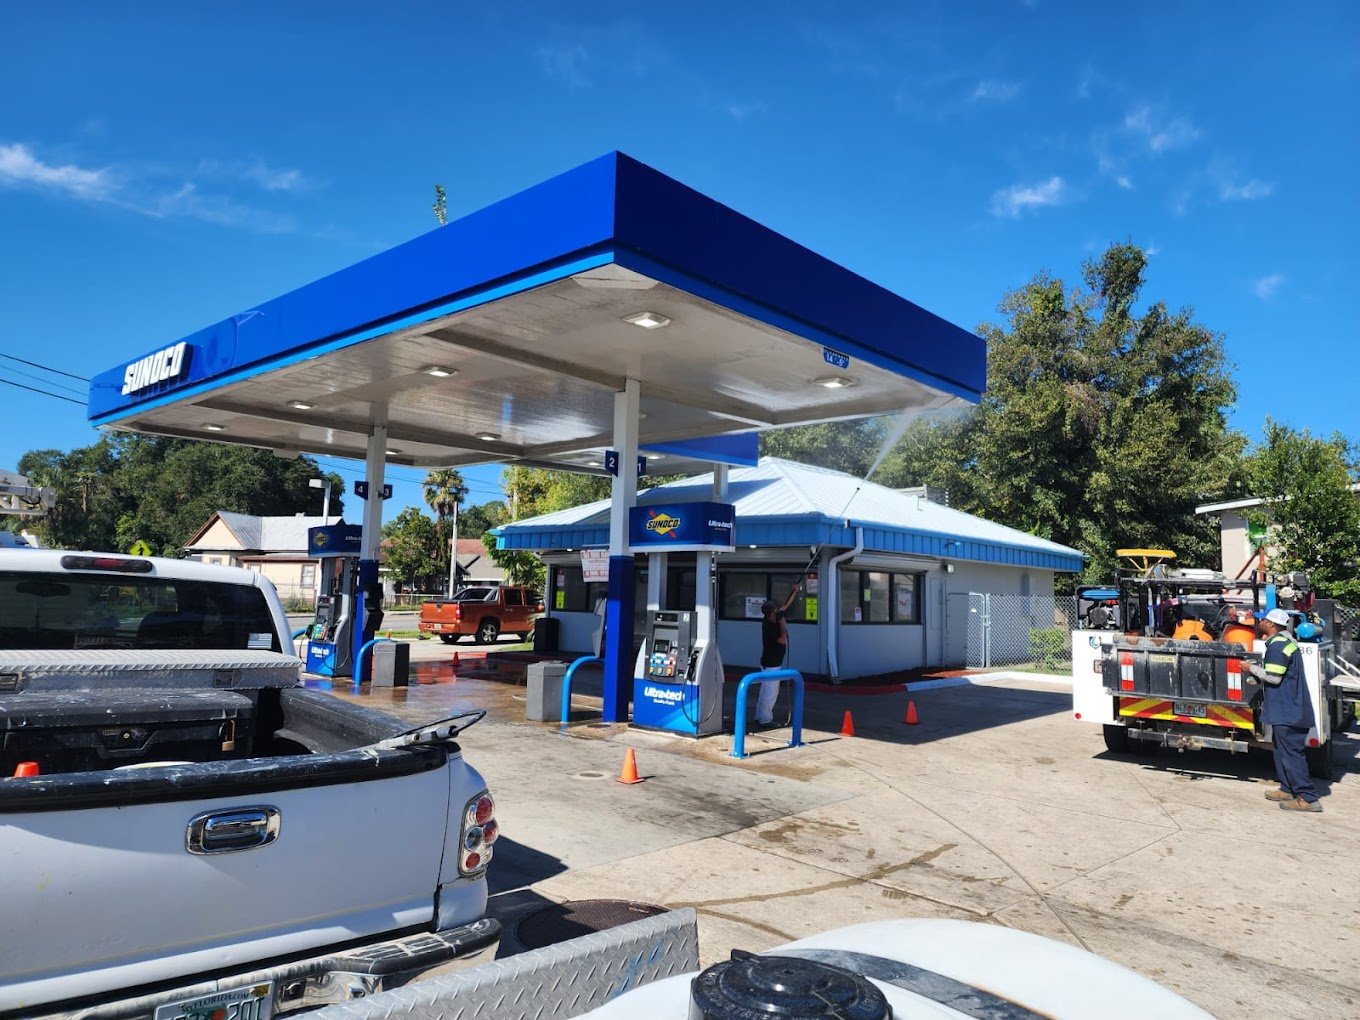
[318, 639, 1360, 1018]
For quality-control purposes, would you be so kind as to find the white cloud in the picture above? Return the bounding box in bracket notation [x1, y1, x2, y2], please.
[1115, 175, 1132, 190]
[1253, 273, 1284, 299]
[1123, 106, 1200, 153]
[1220, 178, 1273, 201]
[1145, 243, 1161, 256]
[198, 159, 311, 193]
[0, 142, 111, 198]
[990, 176, 1067, 218]
[150, 181, 295, 233]
[972, 79, 1020, 102]
[538, 43, 590, 90]
[725, 100, 767, 121]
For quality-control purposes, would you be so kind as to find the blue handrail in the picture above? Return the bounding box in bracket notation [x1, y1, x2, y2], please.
[731, 669, 805, 759]
[356, 637, 393, 682]
[560, 655, 604, 729]
[291, 628, 309, 640]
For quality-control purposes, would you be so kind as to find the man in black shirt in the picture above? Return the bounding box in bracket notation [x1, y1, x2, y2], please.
[756, 584, 801, 725]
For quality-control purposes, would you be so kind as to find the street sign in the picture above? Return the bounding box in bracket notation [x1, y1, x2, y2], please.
[128, 540, 153, 556]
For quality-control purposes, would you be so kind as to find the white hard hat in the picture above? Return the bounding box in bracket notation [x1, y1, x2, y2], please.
[1264, 608, 1291, 627]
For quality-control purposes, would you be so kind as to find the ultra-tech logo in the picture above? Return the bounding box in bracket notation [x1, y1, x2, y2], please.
[645, 509, 682, 537]
[643, 685, 684, 703]
[122, 341, 189, 396]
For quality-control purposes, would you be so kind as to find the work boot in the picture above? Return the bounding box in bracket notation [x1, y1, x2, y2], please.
[1278, 797, 1322, 813]
[1264, 788, 1293, 802]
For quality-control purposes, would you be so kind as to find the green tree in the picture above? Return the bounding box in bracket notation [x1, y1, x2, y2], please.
[759, 419, 888, 479]
[1246, 420, 1360, 601]
[382, 507, 441, 589]
[422, 469, 468, 592]
[19, 436, 343, 555]
[459, 500, 509, 537]
[873, 244, 1244, 583]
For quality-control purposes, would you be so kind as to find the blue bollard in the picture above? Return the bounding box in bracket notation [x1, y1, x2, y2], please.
[560, 655, 604, 730]
[731, 669, 805, 759]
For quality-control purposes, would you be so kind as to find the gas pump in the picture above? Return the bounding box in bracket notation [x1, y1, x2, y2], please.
[626, 500, 734, 737]
[303, 523, 363, 677]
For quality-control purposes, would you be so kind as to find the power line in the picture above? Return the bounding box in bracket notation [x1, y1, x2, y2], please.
[0, 363, 86, 396]
[0, 353, 89, 382]
[0, 376, 86, 405]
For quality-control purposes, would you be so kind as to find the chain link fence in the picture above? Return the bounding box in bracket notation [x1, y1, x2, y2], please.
[962, 593, 1076, 672]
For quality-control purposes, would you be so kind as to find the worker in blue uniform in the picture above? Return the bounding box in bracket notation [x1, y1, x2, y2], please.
[1250, 608, 1322, 812]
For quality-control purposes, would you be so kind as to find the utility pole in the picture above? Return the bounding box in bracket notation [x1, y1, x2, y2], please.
[447, 501, 459, 596]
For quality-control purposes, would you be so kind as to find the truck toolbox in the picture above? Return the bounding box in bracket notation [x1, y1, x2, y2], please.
[1102, 638, 1256, 705]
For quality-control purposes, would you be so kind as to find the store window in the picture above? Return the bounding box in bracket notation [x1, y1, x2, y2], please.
[550, 565, 609, 612]
[841, 569, 923, 624]
[719, 571, 811, 623]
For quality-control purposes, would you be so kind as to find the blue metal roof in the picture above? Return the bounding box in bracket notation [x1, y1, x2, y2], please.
[88, 152, 985, 434]
[495, 458, 1085, 572]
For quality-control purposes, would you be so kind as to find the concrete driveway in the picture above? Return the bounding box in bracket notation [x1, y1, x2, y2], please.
[328, 644, 1360, 1018]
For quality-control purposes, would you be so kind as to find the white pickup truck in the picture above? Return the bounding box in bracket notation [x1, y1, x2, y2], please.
[0, 550, 500, 1018]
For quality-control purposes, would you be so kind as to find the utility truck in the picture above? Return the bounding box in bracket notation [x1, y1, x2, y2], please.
[0, 549, 500, 1018]
[1072, 549, 1356, 778]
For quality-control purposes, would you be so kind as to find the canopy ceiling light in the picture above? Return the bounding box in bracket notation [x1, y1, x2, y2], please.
[474, 432, 499, 442]
[203, 424, 225, 432]
[422, 366, 455, 378]
[814, 375, 856, 389]
[622, 311, 670, 330]
[287, 400, 315, 411]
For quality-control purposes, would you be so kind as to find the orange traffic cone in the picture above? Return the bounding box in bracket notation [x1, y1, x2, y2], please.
[840, 710, 855, 737]
[451, 651, 460, 670]
[13, 761, 39, 778]
[904, 701, 919, 725]
[617, 747, 644, 785]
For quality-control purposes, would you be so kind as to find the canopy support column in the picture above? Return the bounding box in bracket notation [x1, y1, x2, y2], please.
[602, 379, 640, 722]
[354, 407, 387, 680]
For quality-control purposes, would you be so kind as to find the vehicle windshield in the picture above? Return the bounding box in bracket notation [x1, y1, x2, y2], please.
[451, 587, 496, 602]
[0, 572, 279, 651]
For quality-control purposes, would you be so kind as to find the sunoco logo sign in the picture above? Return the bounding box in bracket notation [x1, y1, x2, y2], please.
[645, 511, 682, 537]
[122, 341, 189, 396]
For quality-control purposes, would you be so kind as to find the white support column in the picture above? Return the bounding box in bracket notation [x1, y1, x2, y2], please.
[360, 406, 388, 561]
[602, 379, 641, 722]
[608, 379, 640, 558]
[713, 463, 729, 501]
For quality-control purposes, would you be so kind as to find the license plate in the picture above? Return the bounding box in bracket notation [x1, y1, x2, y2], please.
[1173, 701, 1207, 719]
[154, 982, 273, 1020]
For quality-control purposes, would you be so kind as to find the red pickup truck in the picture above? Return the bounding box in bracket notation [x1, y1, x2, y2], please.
[419, 585, 544, 645]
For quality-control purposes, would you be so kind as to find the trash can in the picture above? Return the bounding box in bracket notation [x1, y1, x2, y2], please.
[526, 660, 567, 721]
[532, 615, 560, 654]
[371, 641, 410, 687]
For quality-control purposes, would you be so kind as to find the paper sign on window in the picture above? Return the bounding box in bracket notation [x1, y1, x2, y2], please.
[554, 591, 566, 610]
[745, 596, 766, 619]
[804, 596, 819, 621]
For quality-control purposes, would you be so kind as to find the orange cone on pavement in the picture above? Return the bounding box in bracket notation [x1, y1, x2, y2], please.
[904, 701, 919, 725]
[451, 651, 460, 670]
[13, 761, 39, 777]
[840, 710, 855, 737]
[617, 747, 644, 785]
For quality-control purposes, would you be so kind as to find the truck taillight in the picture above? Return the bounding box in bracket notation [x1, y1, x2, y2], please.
[459, 791, 496, 875]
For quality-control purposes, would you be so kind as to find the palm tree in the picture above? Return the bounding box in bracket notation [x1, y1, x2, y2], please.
[423, 469, 468, 596]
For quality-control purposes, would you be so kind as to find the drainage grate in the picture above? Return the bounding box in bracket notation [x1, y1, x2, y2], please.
[515, 899, 670, 950]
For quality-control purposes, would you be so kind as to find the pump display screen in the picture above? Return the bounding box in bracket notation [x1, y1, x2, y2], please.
[652, 637, 670, 654]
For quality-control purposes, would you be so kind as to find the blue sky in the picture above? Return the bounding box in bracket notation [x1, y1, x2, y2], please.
[2, 2, 1355, 523]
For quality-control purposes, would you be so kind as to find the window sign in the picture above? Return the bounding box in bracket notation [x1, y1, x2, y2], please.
[805, 572, 819, 595]
[745, 596, 766, 619]
[854, 606, 863, 622]
[804, 596, 819, 621]
[554, 590, 566, 610]
[580, 549, 609, 582]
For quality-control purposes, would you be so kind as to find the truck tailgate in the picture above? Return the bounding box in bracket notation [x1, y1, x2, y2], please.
[1103, 639, 1257, 728]
[0, 753, 450, 1010]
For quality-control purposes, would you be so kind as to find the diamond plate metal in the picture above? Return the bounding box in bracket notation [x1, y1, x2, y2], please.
[309, 907, 699, 1020]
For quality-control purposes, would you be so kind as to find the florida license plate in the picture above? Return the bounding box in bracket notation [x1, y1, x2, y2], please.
[154, 982, 273, 1020]
[1172, 701, 1207, 719]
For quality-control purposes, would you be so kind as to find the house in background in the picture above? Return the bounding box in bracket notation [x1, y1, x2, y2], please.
[184, 512, 340, 605]
[1195, 483, 1360, 579]
[455, 538, 506, 586]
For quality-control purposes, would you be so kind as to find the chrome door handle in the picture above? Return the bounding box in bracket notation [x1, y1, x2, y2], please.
[186, 806, 281, 855]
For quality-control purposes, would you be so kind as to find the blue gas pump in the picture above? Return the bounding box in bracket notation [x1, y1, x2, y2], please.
[303, 523, 363, 677]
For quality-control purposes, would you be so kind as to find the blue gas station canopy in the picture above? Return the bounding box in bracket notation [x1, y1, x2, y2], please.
[88, 152, 985, 471]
